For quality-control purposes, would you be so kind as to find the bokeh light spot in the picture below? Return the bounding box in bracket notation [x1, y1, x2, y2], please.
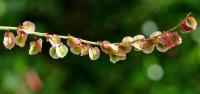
[142, 20, 159, 36]
[147, 64, 164, 81]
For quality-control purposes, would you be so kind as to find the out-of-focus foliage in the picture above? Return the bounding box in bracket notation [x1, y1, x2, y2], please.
[0, 0, 200, 94]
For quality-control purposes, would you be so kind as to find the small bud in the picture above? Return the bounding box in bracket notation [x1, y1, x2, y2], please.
[49, 46, 59, 59]
[70, 44, 82, 55]
[56, 43, 68, 58]
[47, 34, 61, 47]
[181, 16, 197, 33]
[132, 35, 145, 41]
[22, 21, 35, 33]
[80, 44, 90, 56]
[29, 39, 43, 55]
[100, 41, 118, 54]
[3, 31, 15, 50]
[89, 47, 100, 60]
[67, 36, 81, 47]
[109, 54, 126, 64]
[15, 31, 28, 47]
[122, 36, 134, 44]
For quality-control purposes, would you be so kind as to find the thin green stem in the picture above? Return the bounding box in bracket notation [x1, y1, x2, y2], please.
[0, 26, 100, 46]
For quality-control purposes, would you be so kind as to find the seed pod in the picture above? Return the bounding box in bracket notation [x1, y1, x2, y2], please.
[150, 31, 161, 38]
[49, 46, 59, 59]
[100, 41, 118, 54]
[80, 44, 90, 56]
[118, 44, 132, 54]
[122, 36, 134, 44]
[56, 43, 68, 58]
[70, 44, 82, 55]
[47, 34, 61, 47]
[109, 54, 126, 64]
[156, 32, 182, 52]
[132, 35, 145, 41]
[22, 21, 35, 33]
[29, 39, 43, 55]
[89, 47, 100, 60]
[67, 36, 81, 47]
[181, 16, 197, 33]
[3, 31, 15, 50]
[142, 38, 158, 54]
[15, 31, 28, 47]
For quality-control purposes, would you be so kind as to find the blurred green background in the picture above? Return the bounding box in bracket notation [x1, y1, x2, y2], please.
[0, 0, 200, 94]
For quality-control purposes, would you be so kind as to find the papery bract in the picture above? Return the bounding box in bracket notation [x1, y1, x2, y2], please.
[56, 43, 68, 58]
[70, 44, 82, 55]
[29, 39, 43, 55]
[142, 38, 157, 54]
[156, 32, 182, 52]
[47, 34, 61, 47]
[109, 54, 126, 64]
[67, 36, 81, 47]
[100, 41, 118, 54]
[49, 46, 59, 59]
[181, 16, 197, 33]
[3, 31, 15, 50]
[89, 47, 100, 60]
[15, 31, 28, 47]
[122, 36, 134, 44]
[80, 44, 90, 56]
[22, 21, 35, 33]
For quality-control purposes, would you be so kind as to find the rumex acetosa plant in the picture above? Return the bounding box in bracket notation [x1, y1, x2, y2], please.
[1, 13, 198, 63]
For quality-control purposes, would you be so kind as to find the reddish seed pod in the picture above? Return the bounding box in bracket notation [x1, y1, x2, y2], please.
[180, 16, 197, 33]
[29, 39, 43, 55]
[156, 32, 182, 52]
[22, 21, 35, 33]
[15, 31, 28, 47]
[3, 31, 15, 50]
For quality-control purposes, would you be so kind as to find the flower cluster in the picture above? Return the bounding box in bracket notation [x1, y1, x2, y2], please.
[2, 15, 198, 63]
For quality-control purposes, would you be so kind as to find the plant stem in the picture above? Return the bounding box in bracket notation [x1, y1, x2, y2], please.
[0, 26, 100, 45]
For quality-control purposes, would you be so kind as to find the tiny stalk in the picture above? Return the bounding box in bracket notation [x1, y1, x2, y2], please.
[0, 13, 198, 63]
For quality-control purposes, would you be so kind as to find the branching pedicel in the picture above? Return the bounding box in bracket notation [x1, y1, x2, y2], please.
[0, 13, 198, 63]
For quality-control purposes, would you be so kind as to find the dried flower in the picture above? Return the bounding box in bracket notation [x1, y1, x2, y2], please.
[67, 36, 81, 47]
[100, 41, 118, 54]
[47, 34, 61, 47]
[3, 31, 15, 49]
[181, 16, 197, 33]
[15, 31, 28, 47]
[22, 21, 35, 33]
[89, 47, 100, 60]
[56, 43, 68, 58]
[29, 39, 43, 55]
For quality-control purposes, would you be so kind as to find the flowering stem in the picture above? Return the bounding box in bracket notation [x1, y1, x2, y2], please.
[0, 26, 100, 46]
